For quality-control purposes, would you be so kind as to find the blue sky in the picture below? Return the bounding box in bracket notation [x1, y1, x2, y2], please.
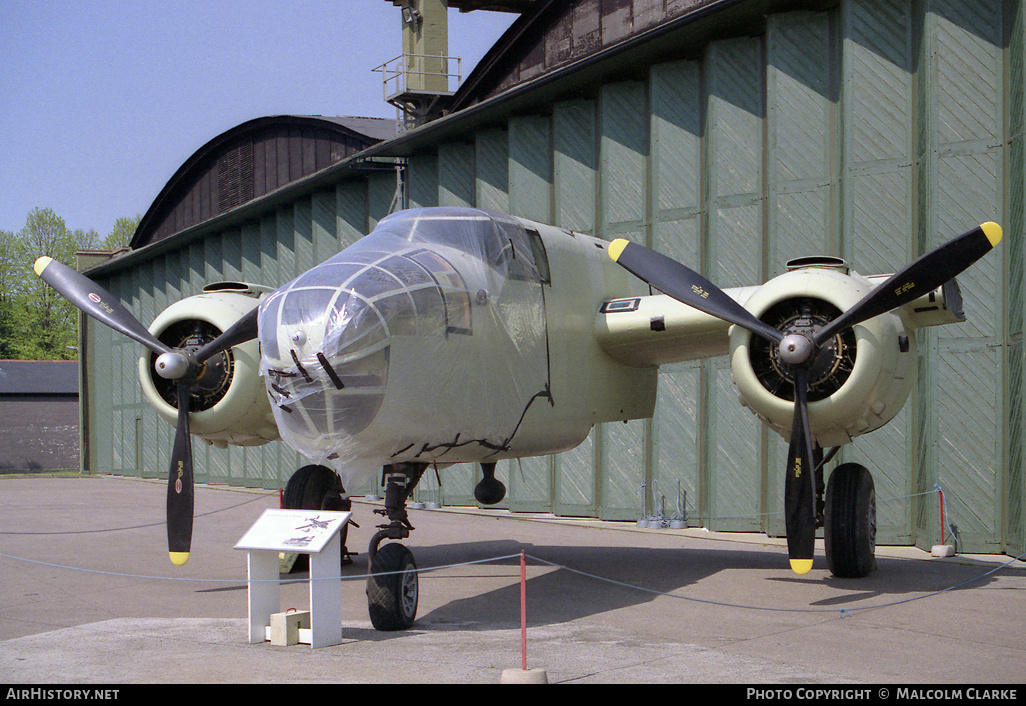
[0, 1, 517, 236]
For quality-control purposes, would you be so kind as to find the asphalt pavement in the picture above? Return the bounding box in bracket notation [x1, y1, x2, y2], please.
[0, 474, 1023, 685]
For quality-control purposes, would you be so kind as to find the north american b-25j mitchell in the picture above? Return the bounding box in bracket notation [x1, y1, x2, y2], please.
[35, 207, 1002, 630]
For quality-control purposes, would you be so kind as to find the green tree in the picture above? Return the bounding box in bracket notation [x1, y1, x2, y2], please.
[2, 208, 140, 360]
[103, 215, 140, 250]
[0, 228, 19, 358]
[13, 208, 82, 359]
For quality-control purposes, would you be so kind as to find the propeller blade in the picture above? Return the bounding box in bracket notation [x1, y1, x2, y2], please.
[192, 305, 259, 364]
[784, 368, 817, 575]
[33, 256, 171, 356]
[608, 239, 784, 344]
[167, 383, 195, 566]
[814, 222, 1002, 345]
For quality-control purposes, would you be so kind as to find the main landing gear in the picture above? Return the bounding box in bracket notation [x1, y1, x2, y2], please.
[282, 464, 355, 566]
[824, 462, 877, 578]
[813, 453, 877, 578]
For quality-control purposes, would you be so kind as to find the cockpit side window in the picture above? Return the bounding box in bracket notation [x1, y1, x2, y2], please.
[496, 224, 551, 285]
[526, 230, 550, 284]
[409, 250, 473, 336]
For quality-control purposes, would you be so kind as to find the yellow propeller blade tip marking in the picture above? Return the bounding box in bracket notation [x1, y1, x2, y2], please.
[169, 552, 190, 566]
[789, 558, 813, 575]
[981, 222, 1002, 247]
[33, 256, 53, 277]
[608, 239, 629, 262]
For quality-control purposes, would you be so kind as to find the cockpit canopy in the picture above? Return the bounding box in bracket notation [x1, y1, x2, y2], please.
[256, 208, 550, 475]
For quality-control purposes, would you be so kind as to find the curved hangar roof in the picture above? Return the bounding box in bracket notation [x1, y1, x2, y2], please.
[449, 0, 734, 111]
[131, 115, 397, 249]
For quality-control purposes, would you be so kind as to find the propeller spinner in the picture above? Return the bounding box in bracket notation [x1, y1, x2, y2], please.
[609, 222, 1002, 574]
[33, 256, 259, 565]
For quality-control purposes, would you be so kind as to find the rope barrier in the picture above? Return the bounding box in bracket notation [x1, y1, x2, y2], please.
[0, 485, 944, 535]
[1, 484, 1023, 618]
[673, 488, 940, 524]
[524, 550, 1026, 617]
[0, 551, 524, 584]
[0, 490, 274, 536]
[0, 546, 1023, 619]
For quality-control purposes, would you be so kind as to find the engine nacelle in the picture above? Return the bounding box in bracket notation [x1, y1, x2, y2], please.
[730, 260, 917, 448]
[137, 283, 280, 448]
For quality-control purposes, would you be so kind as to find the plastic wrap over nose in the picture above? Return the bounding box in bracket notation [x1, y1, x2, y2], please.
[259, 274, 391, 461]
[258, 207, 551, 488]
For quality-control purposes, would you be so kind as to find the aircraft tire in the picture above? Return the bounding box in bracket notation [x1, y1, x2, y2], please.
[282, 465, 351, 571]
[367, 543, 419, 631]
[824, 462, 877, 578]
[283, 464, 339, 510]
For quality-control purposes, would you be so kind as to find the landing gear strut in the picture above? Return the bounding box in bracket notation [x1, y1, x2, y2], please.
[366, 463, 426, 631]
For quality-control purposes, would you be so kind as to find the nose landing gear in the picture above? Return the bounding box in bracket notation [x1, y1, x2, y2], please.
[366, 463, 426, 631]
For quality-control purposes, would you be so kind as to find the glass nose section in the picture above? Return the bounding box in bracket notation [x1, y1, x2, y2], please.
[260, 286, 389, 441]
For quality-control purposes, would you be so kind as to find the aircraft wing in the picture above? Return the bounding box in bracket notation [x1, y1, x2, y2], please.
[597, 277, 964, 368]
[596, 286, 758, 367]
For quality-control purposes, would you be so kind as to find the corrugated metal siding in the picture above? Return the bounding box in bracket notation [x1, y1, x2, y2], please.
[509, 115, 553, 222]
[475, 128, 511, 213]
[598, 80, 649, 520]
[439, 142, 476, 208]
[839, 0, 917, 544]
[925, 0, 1006, 553]
[85, 0, 1025, 555]
[1008, 0, 1026, 557]
[553, 100, 597, 233]
[649, 58, 703, 528]
[705, 35, 765, 532]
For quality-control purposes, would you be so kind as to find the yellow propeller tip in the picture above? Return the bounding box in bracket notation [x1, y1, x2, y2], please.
[169, 552, 190, 566]
[33, 256, 53, 277]
[981, 222, 1002, 247]
[608, 238, 629, 262]
[789, 558, 813, 575]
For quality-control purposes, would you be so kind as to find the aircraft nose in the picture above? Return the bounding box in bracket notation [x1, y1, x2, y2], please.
[258, 285, 389, 448]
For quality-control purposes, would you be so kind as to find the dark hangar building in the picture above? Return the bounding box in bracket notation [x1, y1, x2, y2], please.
[81, 0, 1026, 559]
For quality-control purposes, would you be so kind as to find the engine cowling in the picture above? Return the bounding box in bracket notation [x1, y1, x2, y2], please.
[729, 260, 917, 448]
[137, 283, 279, 448]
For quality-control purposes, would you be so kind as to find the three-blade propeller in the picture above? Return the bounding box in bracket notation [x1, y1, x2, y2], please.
[609, 222, 1002, 574]
[34, 256, 259, 565]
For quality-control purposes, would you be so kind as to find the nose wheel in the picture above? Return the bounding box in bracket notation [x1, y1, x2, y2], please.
[366, 463, 425, 631]
[367, 542, 419, 631]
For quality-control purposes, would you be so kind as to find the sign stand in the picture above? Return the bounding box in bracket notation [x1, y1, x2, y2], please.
[235, 508, 351, 648]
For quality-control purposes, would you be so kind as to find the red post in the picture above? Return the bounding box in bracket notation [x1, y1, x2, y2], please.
[520, 549, 527, 671]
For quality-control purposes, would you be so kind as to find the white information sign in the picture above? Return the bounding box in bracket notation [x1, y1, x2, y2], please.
[235, 509, 351, 554]
[235, 508, 352, 648]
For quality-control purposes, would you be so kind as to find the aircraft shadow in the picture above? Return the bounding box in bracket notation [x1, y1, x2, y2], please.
[216, 536, 1007, 639]
[403, 540, 1004, 630]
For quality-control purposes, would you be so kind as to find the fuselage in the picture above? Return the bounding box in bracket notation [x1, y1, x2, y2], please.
[256, 207, 655, 488]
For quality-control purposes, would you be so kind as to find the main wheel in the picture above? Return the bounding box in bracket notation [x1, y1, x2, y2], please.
[283, 464, 347, 510]
[367, 543, 418, 631]
[824, 462, 877, 578]
[282, 465, 351, 570]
